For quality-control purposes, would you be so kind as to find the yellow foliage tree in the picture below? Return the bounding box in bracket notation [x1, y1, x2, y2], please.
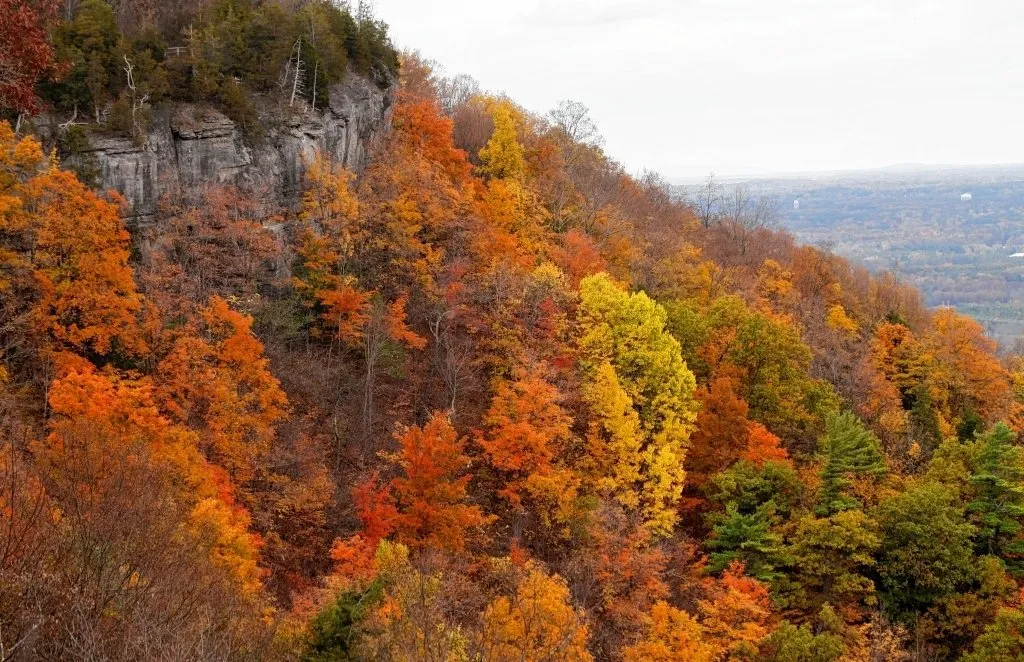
[358, 540, 469, 661]
[825, 304, 859, 337]
[477, 565, 593, 662]
[621, 602, 717, 662]
[479, 101, 526, 180]
[581, 361, 644, 510]
[577, 273, 699, 536]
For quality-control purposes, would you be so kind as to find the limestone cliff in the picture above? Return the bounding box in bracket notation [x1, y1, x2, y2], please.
[64, 74, 391, 223]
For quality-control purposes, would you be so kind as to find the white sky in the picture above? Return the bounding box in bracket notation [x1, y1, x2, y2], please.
[372, 0, 1024, 178]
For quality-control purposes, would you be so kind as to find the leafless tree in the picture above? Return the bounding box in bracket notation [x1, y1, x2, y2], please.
[690, 172, 723, 228]
[751, 194, 781, 231]
[723, 183, 753, 227]
[548, 100, 604, 148]
[435, 73, 480, 117]
[289, 38, 305, 107]
[451, 100, 493, 158]
[122, 55, 150, 139]
[427, 306, 475, 415]
[721, 184, 780, 256]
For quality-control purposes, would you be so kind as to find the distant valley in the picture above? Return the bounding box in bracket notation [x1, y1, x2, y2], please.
[678, 165, 1024, 346]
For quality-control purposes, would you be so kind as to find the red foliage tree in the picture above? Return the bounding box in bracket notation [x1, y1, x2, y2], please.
[686, 372, 753, 488]
[0, 0, 61, 114]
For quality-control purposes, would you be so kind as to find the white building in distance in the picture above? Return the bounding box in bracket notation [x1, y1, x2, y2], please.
[793, 199, 800, 210]
[961, 193, 973, 202]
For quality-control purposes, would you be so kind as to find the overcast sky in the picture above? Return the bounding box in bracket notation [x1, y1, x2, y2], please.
[372, 0, 1024, 179]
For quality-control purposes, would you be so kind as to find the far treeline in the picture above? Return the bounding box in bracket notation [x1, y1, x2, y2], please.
[6, 2, 1024, 661]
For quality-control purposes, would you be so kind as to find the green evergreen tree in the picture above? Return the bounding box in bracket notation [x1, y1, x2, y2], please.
[957, 406, 986, 442]
[705, 460, 801, 582]
[706, 459, 803, 518]
[707, 502, 790, 582]
[42, 0, 122, 116]
[968, 422, 1024, 568]
[304, 582, 382, 661]
[816, 412, 886, 515]
[908, 384, 943, 450]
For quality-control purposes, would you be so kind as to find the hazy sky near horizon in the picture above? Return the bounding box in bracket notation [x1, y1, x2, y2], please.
[373, 0, 1024, 178]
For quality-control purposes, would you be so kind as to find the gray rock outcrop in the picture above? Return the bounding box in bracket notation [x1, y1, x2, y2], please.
[65, 74, 391, 224]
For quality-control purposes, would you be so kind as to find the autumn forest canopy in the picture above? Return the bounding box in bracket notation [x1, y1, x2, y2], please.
[5, 1, 1024, 660]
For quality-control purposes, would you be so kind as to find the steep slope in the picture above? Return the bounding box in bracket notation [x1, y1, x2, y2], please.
[2, 2, 1024, 661]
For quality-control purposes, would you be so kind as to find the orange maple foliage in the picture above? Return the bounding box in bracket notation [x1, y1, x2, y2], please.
[698, 561, 775, 658]
[622, 601, 717, 662]
[925, 307, 1011, 420]
[27, 169, 143, 355]
[0, 125, 144, 359]
[550, 228, 608, 288]
[387, 412, 492, 552]
[687, 369, 791, 491]
[156, 296, 288, 488]
[40, 364, 264, 596]
[382, 292, 427, 350]
[479, 371, 573, 502]
[478, 565, 593, 662]
[318, 283, 372, 342]
[390, 95, 473, 185]
[571, 510, 670, 653]
[742, 421, 790, 465]
[329, 472, 399, 585]
[687, 372, 753, 488]
[358, 96, 473, 294]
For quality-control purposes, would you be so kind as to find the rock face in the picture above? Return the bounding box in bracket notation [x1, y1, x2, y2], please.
[67, 74, 391, 223]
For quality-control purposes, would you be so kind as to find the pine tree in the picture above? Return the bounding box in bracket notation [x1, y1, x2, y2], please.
[705, 460, 800, 582]
[968, 422, 1024, 568]
[707, 502, 789, 582]
[816, 412, 886, 515]
[908, 384, 943, 450]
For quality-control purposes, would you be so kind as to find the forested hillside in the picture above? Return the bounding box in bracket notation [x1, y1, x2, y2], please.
[4, 1, 1024, 660]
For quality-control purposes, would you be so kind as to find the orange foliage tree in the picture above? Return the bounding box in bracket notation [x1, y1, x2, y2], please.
[156, 296, 288, 490]
[387, 412, 491, 552]
[698, 561, 776, 658]
[687, 369, 792, 488]
[687, 372, 754, 488]
[28, 363, 266, 654]
[478, 370, 580, 528]
[622, 601, 717, 662]
[0, 123, 142, 364]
